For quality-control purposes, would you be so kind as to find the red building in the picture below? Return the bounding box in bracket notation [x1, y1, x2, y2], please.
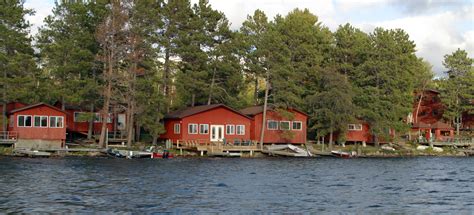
[240, 106, 307, 144]
[410, 90, 454, 141]
[328, 120, 394, 145]
[1, 102, 27, 130]
[7, 103, 67, 149]
[161, 104, 252, 143]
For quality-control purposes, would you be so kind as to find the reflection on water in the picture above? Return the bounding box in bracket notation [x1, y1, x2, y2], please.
[0, 157, 473, 213]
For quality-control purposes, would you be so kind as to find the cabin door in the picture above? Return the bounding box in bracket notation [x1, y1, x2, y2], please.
[210, 125, 224, 142]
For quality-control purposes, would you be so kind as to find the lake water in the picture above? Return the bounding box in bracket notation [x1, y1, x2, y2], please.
[0, 156, 473, 214]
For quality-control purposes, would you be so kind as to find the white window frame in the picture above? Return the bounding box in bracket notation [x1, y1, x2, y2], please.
[226, 124, 235, 135]
[188, 123, 198, 134]
[280, 121, 290, 130]
[267, 120, 278, 130]
[50, 116, 64, 128]
[199, 124, 209, 134]
[236, 125, 245, 135]
[34, 115, 48, 128]
[174, 123, 181, 134]
[17, 115, 32, 127]
[292, 121, 302, 130]
[94, 113, 102, 123]
[348, 124, 363, 131]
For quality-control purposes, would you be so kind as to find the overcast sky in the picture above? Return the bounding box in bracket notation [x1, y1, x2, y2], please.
[25, 0, 473, 77]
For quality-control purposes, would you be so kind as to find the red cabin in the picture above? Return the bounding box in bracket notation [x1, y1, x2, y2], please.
[161, 104, 252, 143]
[328, 120, 394, 145]
[240, 106, 308, 144]
[410, 90, 454, 141]
[7, 103, 67, 149]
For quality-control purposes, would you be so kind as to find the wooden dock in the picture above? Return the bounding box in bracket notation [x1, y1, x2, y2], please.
[176, 140, 261, 156]
[0, 131, 18, 145]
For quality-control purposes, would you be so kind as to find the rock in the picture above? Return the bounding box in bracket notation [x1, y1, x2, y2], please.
[432, 147, 443, 153]
[382, 145, 395, 151]
[417, 145, 429, 151]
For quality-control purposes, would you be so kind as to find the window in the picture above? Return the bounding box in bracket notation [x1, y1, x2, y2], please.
[94, 113, 112, 123]
[50, 116, 64, 128]
[174, 123, 181, 134]
[226, 125, 235, 135]
[18, 115, 32, 127]
[267, 120, 278, 130]
[348, 124, 362, 131]
[419, 111, 426, 116]
[188, 124, 198, 134]
[74, 112, 88, 122]
[280, 121, 290, 130]
[34, 116, 48, 127]
[432, 109, 438, 116]
[200, 124, 209, 134]
[236, 125, 245, 135]
[292, 121, 302, 130]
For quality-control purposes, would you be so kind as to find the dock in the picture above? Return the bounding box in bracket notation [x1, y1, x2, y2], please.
[176, 140, 261, 156]
[0, 131, 18, 145]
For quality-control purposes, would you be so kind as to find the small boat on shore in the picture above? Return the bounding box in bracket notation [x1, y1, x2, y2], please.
[151, 151, 174, 159]
[331, 150, 356, 158]
[107, 148, 173, 159]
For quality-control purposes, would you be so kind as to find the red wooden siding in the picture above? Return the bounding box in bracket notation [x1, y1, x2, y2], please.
[242, 106, 308, 144]
[8, 104, 66, 141]
[161, 105, 251, 143]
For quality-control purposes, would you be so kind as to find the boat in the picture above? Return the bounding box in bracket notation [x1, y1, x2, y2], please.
[151, 151, 174, 159]
[106, 148, 152, 159]
[331, 150, 356, 158]
[263, 144, 313, 157]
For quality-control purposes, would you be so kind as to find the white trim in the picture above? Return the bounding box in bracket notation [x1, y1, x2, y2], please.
[33, 115, 48, 128]
[226, 124, 235, 135]
[267, 120, 278, 130]
[348, 124, 362, 131]
[292, 121, 302, 130]
[199, 124, 209, 134]
[280, 121, 290, 130]
[17, 115, 32, 127]
[236, 125, 245, 135]
[174, 123, 181, 134]
[50, 116, 64, 128]
[188, 123, 198, 134]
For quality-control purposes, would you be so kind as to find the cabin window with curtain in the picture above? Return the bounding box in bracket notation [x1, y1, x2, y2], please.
[280, 121, 290, 130]
[348, 124, 362, 131]
[18, 115, 32, 127]
[267, 120, 278, 130]
[174, 123, 181, 134]
[292, 121, 302, 130]
[50, 116, 64, 128]
[236, 125, 245, 135]
[226, 125, 235, 135]
[34, 116, 48, 127]
[188, 124, 198, 134]
[200, 124, 209, 134]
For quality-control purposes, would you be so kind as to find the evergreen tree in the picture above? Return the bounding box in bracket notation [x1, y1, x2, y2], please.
[0, 0, 37, 131]
[439, 49, 473, 135]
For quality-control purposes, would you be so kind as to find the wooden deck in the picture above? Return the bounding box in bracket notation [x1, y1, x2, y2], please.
[175, 139, 261, 156]
[0, 131, 18, 145]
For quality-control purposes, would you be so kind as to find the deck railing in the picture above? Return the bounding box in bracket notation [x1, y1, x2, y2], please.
[175, 139, 260, 151]
[0, 131, 18, 142]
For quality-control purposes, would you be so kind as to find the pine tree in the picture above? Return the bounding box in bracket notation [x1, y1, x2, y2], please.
[439, 49, 473, 135]
[0, 0, 37, 131]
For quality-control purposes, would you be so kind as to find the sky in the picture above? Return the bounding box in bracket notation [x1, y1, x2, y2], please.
[24, 0, 473, 77]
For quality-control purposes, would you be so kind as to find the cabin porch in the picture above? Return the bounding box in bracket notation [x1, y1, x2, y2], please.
[174, 139, 261, 156]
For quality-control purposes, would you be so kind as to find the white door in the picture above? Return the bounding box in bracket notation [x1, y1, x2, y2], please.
[210, 125, 224, 142]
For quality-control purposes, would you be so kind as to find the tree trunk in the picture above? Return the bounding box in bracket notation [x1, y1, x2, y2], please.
[414, 91, 424, 123]
[254, 77, 259, 105]
[329, 129, 333, 150]
[163, 48, 171, 113]
[135, 122, 140, 142]
[2, 68, 6, 132]
[259, 72, 270, 149]
[127, 103, 134, 147]
[87, 103, 94, 140]
[98, 52, 113, 148]
[207, 66, 217, 105]
[191, 94, 195, 107]
[152, 135, 157, 145]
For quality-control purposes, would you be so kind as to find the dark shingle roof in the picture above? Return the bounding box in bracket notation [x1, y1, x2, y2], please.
[164, 104, 250, 119]
[9, 103, 67, 114]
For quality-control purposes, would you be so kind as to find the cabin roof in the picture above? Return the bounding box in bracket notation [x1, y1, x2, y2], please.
[164, 104, 251, 119]
[240, 105, 308, 117]
[9, 103, 67, 114]
[431, 121, 453, 129]
[412, 122, 431, 129]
